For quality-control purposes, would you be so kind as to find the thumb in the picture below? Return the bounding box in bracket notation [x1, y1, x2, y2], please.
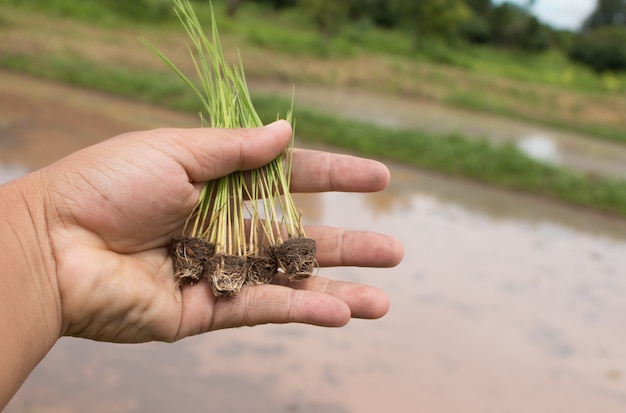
[164, 120, 293, 183]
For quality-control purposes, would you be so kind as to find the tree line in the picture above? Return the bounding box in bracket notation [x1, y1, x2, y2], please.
[571, 0, 626, 72]
[57, 0, 625, 73]
[224, 0, 626, 73]
[229, 0, 553, 51]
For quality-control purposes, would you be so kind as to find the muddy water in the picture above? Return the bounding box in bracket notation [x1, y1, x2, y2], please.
[0, 164, 28, 184]
[251, 81, 626, 180]
[4, 71, 626, 413]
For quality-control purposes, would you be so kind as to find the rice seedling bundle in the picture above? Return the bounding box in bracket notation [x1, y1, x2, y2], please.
[142, 0, 316, 297]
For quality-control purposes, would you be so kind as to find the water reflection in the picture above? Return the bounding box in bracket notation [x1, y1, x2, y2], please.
[517, 134, 561, 165]
[387, 164, 626, 241]
[0, 163, 28, 185]
[8, 165, 626, 413]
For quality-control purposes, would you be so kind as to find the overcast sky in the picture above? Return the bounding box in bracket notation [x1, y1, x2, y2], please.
[494, 0, 597, 30]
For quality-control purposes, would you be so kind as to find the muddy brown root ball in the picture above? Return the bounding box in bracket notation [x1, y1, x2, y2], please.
[273, 237, 317, 281]
[245, 253, 278, 285]
[206, 254, 247, 297]
[170, 236, 215, 286]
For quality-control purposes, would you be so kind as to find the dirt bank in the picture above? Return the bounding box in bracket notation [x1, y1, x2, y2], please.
[0, 70, 197, 170]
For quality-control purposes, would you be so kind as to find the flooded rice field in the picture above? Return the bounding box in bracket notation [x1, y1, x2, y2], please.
[252, 81, 626, 180]
[3, 71, 626, 412]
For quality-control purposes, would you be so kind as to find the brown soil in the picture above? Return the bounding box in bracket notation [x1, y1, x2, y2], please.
[245, 253, 278, 285]
[0, 70, 197, 170]
[273, 237, 317, 280]
[170, 236, 216, 286]
[207, 254, 247, 297]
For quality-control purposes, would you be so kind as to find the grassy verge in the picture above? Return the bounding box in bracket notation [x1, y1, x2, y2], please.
[2, 53, 626, 217]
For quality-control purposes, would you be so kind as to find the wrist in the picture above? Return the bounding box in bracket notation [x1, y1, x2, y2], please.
[0, 171, 62, 407]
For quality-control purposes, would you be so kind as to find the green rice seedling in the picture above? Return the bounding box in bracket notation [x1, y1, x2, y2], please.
[142, 0, 315, 297]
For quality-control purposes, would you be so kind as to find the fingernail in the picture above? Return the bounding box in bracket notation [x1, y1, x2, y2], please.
[264, 119, 286, 129]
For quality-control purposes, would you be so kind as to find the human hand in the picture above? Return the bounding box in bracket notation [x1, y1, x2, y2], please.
[37, 120, 402, 343]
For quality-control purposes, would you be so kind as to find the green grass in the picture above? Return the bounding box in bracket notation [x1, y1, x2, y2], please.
[3, 52, 626, 217]
[0, 0, 173, 26]
[444, 46, 625, 92]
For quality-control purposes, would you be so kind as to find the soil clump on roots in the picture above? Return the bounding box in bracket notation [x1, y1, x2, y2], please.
[207, 254, 247, 297]
[245, 252, 279, 285]
[170, 235, 215, 286]
[274, 237, 317, 280]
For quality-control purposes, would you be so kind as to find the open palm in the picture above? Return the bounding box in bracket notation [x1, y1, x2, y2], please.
[43, 122, 402, 343]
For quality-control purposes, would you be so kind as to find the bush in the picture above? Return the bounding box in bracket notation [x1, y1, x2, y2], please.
[569, 27, 626, 73]
[297, 0, 349, 37]
[459, 16, 491, 44]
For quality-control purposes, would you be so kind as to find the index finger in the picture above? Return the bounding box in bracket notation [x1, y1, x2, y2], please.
[289, 149, 390, 194]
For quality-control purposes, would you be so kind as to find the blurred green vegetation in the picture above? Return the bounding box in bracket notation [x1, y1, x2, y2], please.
[1, 0, 173, 25]
[570, 27, 626, 73]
